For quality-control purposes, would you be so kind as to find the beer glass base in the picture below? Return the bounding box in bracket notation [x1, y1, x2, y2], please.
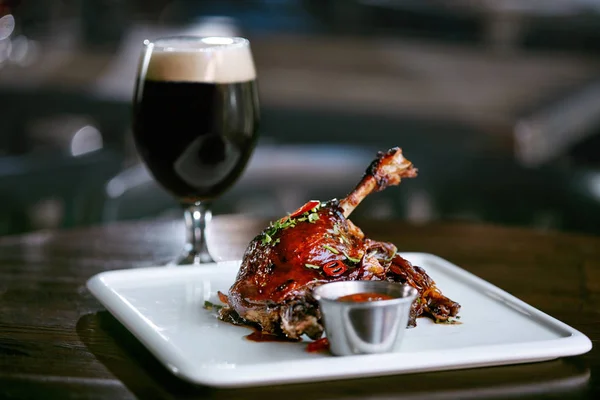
[171, 202, 216, 266]
[170, 250, 216, 266]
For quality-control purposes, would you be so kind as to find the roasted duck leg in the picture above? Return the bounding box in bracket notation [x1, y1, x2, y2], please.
[219, 148, 460, 340]
[340, 147, 417, 217]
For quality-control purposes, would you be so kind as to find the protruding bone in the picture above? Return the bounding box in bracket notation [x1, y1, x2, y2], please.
[339, 147, 417, 218]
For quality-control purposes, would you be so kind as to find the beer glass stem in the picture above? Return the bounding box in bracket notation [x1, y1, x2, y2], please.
[177, 202, 215, 264]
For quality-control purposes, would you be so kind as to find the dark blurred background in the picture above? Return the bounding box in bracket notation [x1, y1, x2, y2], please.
[1, 0, 600, 237]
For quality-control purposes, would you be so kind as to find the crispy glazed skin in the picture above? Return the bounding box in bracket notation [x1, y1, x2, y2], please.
[219, 148, 460, 339]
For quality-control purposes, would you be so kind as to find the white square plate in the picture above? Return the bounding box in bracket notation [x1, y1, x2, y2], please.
[86, 253, 592, 388]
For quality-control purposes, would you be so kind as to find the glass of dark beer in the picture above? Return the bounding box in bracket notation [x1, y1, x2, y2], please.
[133, 36, 259, 264]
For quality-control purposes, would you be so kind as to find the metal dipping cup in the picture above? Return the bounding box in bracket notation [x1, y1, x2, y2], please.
[312, 281, 418, 356]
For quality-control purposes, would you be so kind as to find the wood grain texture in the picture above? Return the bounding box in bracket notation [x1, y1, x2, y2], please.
[1, 216, 599, 399]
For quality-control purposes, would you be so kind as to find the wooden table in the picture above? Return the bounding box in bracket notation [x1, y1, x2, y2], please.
[1, 216, 599, 399]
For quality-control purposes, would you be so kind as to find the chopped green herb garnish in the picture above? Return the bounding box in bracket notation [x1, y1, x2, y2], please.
[305, 263, 321, 269]
[261, 215, 300, 245]
[326, 224, 342, 236]
[204, 301, 223, 311]
[260, 202, 323, 245]
[342, 250, 361, 263]
[385, 250, 397, 262]
[263, 233, 272, 244]
[280, 217, 296, 229]
[322, 244, 339, 254]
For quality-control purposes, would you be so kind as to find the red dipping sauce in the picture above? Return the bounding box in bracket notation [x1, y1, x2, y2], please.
[337, 292, 395, 302]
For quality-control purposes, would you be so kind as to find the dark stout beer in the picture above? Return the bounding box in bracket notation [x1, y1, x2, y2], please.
[133, 38, 259, 203]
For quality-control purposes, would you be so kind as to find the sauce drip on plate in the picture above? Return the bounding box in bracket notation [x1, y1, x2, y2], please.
[245, 330, 300, 343]
[306, 337, 330, 353]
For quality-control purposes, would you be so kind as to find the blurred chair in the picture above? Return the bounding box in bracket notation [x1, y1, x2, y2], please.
[0, 150, 121, 235]
[515, 80, 600, 168]
[0, 114, 122, 235]
[511, 78, 600, 234]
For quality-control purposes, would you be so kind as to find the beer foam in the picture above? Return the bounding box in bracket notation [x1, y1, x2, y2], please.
[145, 37, 256, 84]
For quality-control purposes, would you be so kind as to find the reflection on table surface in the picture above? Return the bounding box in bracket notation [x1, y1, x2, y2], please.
[77, 310, 591, 400]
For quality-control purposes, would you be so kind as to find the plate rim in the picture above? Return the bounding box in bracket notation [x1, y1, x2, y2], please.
[86, 252, 593, 388]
